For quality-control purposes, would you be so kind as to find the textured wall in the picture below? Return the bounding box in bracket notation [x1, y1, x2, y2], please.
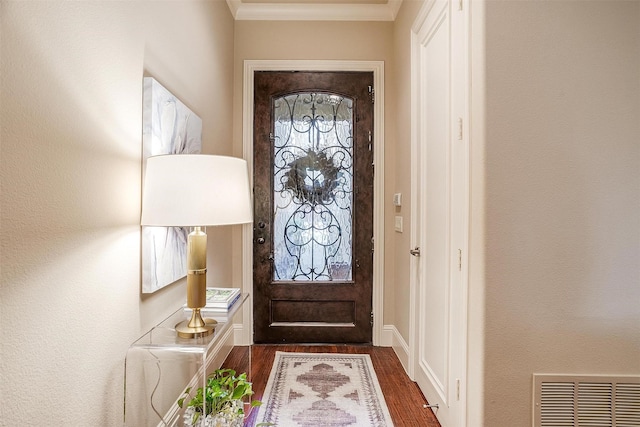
[390, 0, 425, 358]
[0, 1, 235, 425]
[483, 1, 640, 425]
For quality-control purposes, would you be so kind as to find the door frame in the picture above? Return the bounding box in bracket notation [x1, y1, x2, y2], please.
[239, 60, 385, 346]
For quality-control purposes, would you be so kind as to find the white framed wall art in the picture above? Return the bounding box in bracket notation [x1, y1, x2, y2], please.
[141, 77, 202, 293]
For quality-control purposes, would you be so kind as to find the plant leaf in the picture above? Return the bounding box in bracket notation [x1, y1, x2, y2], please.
[231, 383, 248, 400]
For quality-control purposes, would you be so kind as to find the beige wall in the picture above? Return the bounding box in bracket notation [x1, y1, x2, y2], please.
[0, 1, 235, 425]
[232, 20, 397, 322]
[482, 1, 640, 425]
[390, 0, 424, 353]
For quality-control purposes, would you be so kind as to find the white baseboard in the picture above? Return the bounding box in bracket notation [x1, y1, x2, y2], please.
[380, 323, 394, 346]
[210, 325, 236, 369]
[384, 324, 410, 374]
[233, 322, 250, 346]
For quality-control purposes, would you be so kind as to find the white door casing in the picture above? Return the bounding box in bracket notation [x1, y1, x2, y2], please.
[409, 1, 469, 426]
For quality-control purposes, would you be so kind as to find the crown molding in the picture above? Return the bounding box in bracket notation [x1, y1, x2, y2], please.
[226, 0, 402, 21]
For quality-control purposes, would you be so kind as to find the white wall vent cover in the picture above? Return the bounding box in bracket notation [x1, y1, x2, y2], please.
[533, 374, 640, 427]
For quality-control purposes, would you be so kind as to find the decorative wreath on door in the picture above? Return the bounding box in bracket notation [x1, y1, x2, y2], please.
[283, 150, 340, 205]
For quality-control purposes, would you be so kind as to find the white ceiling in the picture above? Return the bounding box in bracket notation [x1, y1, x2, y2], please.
[225, 0, 403, 21]
[243, 0, 388, 4]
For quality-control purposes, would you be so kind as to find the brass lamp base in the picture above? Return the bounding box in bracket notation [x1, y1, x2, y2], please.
[175, 308, 218, 339]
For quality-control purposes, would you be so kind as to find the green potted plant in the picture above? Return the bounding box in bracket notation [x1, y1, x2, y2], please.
[178, 368, 262, 427]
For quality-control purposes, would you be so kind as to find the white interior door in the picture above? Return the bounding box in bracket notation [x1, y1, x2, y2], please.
[410, 1, 469, 426]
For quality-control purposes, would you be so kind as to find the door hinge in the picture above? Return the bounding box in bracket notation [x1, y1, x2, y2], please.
[456, 379, 461, 400]
[458, 249, 462, 271]
[269, 132, 276, 142]
[370, 311, 374, 327]
[371, 237, 375, 253]
[457, 117, 463, 140]
[458, 0, 463, 11]
[368, 85, 375, 104]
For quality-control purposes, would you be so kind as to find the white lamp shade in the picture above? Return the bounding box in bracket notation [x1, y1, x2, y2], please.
[141, 154, 253, 226]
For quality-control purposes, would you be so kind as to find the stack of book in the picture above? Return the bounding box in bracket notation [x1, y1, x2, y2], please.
[185, 287, 241, 323]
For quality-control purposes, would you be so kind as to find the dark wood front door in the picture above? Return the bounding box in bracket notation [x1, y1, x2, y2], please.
[253, 71, 374, 343]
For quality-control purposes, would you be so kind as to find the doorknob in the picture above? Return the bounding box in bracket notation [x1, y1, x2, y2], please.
[409, 247, 421, 257]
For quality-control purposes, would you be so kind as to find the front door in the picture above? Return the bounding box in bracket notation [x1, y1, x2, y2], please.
[253, 71, 374, 343]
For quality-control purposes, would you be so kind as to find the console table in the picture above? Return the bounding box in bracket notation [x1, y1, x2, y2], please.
[124, 294, 248, 426]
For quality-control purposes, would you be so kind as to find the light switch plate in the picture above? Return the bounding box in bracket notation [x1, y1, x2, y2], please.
[394, 216, 403, 232]
[393, 193, 402, 207]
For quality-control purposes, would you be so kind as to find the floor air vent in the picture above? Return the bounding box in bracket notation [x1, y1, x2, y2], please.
[533, 374, 640, 427]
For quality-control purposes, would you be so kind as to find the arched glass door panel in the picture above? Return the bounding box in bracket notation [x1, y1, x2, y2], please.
[272, 92, 354, 282]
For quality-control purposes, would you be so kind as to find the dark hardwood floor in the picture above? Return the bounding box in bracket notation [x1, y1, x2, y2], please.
[222, 345, 441, 427]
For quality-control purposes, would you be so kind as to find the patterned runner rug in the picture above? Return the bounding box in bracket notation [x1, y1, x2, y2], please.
[255, 352, 394, 426]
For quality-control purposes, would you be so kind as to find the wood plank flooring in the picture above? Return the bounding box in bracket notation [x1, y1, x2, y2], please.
[222, 345, 441, 427]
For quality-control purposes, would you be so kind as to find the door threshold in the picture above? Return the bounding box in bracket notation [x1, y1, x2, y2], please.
[270, 322, 355, 328]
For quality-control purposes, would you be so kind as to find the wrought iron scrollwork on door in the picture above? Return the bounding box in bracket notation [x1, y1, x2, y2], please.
[272, 92, 354, 281]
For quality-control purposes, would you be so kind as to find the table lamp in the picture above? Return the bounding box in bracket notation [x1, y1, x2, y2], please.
[141, 154, 252, 338]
